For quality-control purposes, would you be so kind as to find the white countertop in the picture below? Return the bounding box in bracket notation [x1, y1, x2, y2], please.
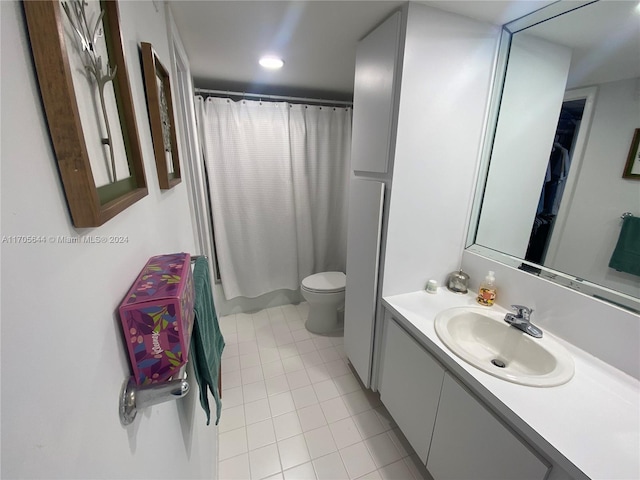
[382, 289, 640, 480]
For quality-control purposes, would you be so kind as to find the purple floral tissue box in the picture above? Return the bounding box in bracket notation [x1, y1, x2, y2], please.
[119, 253, 195, 385]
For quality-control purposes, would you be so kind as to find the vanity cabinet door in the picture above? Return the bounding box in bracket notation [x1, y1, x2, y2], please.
[427, 373, 549, 480]
[351, 11, 401, 174]
[378, 318, 445, 463]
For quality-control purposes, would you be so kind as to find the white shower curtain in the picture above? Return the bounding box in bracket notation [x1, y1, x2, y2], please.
[196, 96, 351, 300]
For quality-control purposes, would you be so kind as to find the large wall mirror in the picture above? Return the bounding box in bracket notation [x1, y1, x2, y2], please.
[468, 0, 639, 312]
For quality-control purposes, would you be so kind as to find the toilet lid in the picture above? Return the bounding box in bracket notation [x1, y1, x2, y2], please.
[302, 271, 346, 293]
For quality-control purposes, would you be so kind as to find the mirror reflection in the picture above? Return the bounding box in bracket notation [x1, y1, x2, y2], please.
[471, 0, 640, 306]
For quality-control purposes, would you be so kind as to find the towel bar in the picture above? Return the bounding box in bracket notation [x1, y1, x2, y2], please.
[621, 212, 633, 219]
[119, 370, 189, 425]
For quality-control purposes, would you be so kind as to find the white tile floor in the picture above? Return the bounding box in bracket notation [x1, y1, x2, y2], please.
[217, 302, 430, 480]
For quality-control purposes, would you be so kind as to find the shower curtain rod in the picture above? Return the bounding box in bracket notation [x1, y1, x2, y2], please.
[194, 87, 353, 107]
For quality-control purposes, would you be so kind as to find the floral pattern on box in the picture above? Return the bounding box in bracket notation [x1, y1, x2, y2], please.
[119, 253, 194, 385]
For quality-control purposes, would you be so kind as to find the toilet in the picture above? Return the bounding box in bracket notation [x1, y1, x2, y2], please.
[300, 271, 346, 334]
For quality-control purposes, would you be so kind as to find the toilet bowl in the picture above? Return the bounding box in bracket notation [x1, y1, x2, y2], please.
[300, 271, 346, 334]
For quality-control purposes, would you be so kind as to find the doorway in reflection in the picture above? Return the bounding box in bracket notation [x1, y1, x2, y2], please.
[525, 98, 586, 264]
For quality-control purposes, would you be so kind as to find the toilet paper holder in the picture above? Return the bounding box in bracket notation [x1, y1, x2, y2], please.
[119, 369, 189, 425]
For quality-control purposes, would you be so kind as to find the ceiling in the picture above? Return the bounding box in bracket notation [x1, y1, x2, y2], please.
[520, 1, 640, 89]
[167, 0, 634, 100]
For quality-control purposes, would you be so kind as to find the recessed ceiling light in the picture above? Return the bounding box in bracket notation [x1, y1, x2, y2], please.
[259, 56, 284, 70]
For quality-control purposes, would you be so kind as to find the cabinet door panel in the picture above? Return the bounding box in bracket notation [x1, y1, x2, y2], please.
[351, 11, 401, 174]
[344, 179, 385, 387]
[379, 318, 445, 462]
[428, 373, 549, 480]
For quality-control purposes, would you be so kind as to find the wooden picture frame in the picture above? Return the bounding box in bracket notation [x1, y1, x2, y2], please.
[24, 0, 147, 228]
[622, 128, 640, 179]
[141, 42, 181, 189]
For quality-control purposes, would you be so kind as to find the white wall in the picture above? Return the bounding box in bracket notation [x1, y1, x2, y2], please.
[547, 76, 640, 298]
[475, 33, 572, 258]
[1, 2, 217, 478]
[382, 3, 500, 296]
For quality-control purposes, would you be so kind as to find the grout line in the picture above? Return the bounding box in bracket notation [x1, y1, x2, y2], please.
[219, 303, 425, 480]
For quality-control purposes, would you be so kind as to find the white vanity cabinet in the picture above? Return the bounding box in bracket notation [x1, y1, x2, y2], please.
[380, 314, 551, 480]
[378, 317, 444, 463]
[428, 373, 549, 480]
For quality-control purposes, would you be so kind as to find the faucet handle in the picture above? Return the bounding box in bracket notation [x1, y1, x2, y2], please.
[510, 304, 533, 319]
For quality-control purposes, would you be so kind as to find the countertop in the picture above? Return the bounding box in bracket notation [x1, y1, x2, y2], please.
[382, 289, 640, 480]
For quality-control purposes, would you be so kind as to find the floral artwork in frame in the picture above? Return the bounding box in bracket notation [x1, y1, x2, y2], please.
[23, 0, 148, 227]
[140, 42, 182, 190]
[622, 128, 640, 179]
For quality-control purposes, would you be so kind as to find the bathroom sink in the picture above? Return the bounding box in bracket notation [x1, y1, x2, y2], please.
[434, 307, 574, 387]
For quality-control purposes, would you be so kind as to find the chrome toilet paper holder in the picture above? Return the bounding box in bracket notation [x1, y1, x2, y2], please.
[119, 371, 189, 425]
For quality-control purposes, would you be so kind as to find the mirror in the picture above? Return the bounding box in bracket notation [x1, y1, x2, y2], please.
[468, 0, 640, 311]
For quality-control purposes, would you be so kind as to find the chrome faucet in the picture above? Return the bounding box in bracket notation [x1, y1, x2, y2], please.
[504, 305, 543, 338]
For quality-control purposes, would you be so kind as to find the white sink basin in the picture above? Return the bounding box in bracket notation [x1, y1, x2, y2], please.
[434, 307, 574, 387]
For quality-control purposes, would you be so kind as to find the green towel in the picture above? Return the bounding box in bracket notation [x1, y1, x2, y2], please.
[191, 257, 225, 425]
[609, 216, 640, 277]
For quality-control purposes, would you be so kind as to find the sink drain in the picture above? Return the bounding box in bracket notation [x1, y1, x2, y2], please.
[491, 359, 506, 368]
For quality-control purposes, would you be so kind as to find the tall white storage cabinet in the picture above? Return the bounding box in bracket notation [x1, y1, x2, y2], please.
[344, 3, 498, 388]
[344, 11, 402, 387]
[344, 179, 385, 387]
[350, 12, 401, 174]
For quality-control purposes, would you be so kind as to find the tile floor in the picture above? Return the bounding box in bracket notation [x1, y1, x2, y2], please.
[217, 302, 430, 480]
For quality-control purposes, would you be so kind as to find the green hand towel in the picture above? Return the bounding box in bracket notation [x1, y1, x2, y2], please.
[609, 216, 640, 277]
[191, 257, 225, 425]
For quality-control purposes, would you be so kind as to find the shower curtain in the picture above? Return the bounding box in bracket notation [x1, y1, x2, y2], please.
[196, 96, 352, 300]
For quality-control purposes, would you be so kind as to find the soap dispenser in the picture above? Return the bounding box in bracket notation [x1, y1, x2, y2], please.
[446, 270, 470, 294]
[477, 270, 497, 306]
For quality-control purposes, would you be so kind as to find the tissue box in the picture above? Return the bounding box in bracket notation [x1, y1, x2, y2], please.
[119, 253, 195, 385]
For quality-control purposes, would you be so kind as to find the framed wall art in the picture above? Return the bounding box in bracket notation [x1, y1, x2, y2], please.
[622, 128, 640, 179]
[24, 0, 147, 227]
[141, 42, 181, 190]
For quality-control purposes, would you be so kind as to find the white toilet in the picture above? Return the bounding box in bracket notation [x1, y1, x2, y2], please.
[300, 271, 346, 334]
